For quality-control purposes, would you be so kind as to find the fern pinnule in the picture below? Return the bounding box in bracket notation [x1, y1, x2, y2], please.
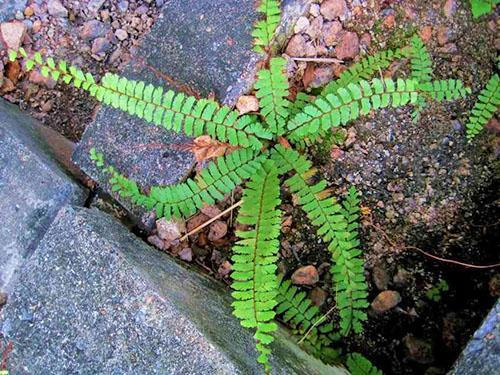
[465, 73, 499, 140]
[252, 0, 281, 53]
[231, 160, 282, 372]
[255, 56, 290, 135]
[346, 353, 383, 375]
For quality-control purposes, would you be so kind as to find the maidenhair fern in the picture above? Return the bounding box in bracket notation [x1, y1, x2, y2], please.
[346, 353, 384, 375]
[8, 26, 474, 371]
[409, 35, 433, 121]
[252, 0, 282, 53]
[255, 57, 290, 135]
[469, 0, 499, 18]
[231, 160, 281, 372]
[465, 73, 499, 140]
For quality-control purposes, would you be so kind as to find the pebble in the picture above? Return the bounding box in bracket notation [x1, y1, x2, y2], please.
[305, 16, 323, 40]
[310, 3, 321, 17]
[309, 287, 328, 306]
[403, 334, 434, 364]
[307, 65, 336, 88]
[371, 290, 401, 312]
[335, 31, 359, 60]
[29, 70, 57, 89]
[320, 0, 348, 21]
[322, 21, 343, 46]
[91, 37, 112, 56]
[443, 0, 457, 18]
[294, 16, 310, 34]
[156, 218, 184, 242]
[47, 0, 68, 18]
[80, 20, 108, 41]
[178, 247, 193, 262]
[208, 220, 227, 242]
[291, 265, 319, 285]
[147, 234, 165, 250]
[117, 1, 129, 12]
[236, 95, 259, 115]
[115, 29, 128, 41]
[0, 292, 7, 307]
[0, 22, 27, 50]
[285, 34, 315, 57]
[372, 263, 390, 290]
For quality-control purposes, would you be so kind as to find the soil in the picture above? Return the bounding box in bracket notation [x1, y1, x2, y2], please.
[1, 0, 499, 374]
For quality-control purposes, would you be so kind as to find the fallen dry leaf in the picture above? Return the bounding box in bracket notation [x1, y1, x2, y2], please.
[208, 220, 228, 242]
[188, 135, 238, 162]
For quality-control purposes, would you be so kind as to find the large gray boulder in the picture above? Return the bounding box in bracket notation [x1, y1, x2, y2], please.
[452, 300, 499, 375]
[0, 99, 87, 293]
[0, 206, 345, 374]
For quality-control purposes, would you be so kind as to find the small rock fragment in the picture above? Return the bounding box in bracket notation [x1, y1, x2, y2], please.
[320, 0, 348, 21]
[0, 22, 27, 50]
[372, 263, 390, 290]
[291, 265, 319, 285]
[310, 3, 321, 17]
[403, 334, 434, 364]
[443, 0, 457, 18]
[47, 0, 68, 18]
[420, 26, 433, 43]
[335, 31, 359, 60]
[147, 235, 165, 250]
[306, 65, 335, 88]
[179, 247, 193, 262]
[322, 21, 343, 46]
[29, 70, 57, 89]
[218, 260, 232, 277]
[200, 205, 222, 218]
[156, 218, 184, 242]
[306, 16, 323, 40]
[115, 29, 128, 41]
[309, 287, 328, 306]
[285, 34, 315, 57]
[80, 20, 108, 41]
[0, 292, 7, 307]
[371, 290, 401, 312]
[437, 26, 452, 46]
[294, 16, 310, 34]
[208, 220, 227, 242]
[236, 95, 259, 115]
[91, 37, 112, 56]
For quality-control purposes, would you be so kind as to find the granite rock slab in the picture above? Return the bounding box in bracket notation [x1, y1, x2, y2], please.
[0, 1, 27, 22]
[0, 99, 87, 294]
[1, 205, 345, 374]
[73, 0, 311, 222]
[452, 300, 499, 375]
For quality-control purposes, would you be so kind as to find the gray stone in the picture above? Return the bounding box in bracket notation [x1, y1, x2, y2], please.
[452, 300, 500, 375]
[0, 1, 27, 22]
[73, 0, 311, 222]
[0, 99, 87, 293]
[0, 206, 345, 374]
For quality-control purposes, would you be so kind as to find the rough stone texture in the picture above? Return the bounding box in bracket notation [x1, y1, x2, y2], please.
[73, 0, 312, 222]
[0, 100, 87, 294]
[452, 301, 500, 375]
[0, 1, 27, 22]
[0, 206, 344, 374]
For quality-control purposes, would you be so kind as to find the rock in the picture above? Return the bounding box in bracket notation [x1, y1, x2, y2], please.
[29, 70, 57, 89]
[0, 292, 6, 307]
[305, 16, 323, 40]
[187, 213, 210, 232]
[0, 1, 27, 23]
[0, 21, 26, 50]
[87, 0, 106, 14]
[236, 95, 259, 115]
[320, 0, 348, 21]
[115, 28, 128, 41]
[208, 220, 227, 242]
[0, 206, 339, 374]
[0, 99, 87, 293]
[80, 20, 109, 41]
[285, 33, 316, 57]
[488, 274, 500, 297]
[91, 37, 111, 56]
[156, 218, 184, 242]
[117, 0, 129, 12]
[453, 301, 499, 374]
[47, 0, 68, 18]
[291, 265, 319, 285]
[309, 287, 328, 307]
[306, 65, 336, 88]
[147, 234, 165, 249]
[403, 334, 434, 364]
[437, 26, 452, 46]
[322, 21, 343, 46]
[372, 263, 390, 290]
[420, 26, 433, 43]
[23, 6, 34, 17]
[335, 31, 359, 60]
[178, 247, 193, 262]
[200, 204, 222, 218]
[294, 16, 310, 34]
[443, 0, 457, 18]
[371, 290, 401, 313]
[310, 4, 320, 17]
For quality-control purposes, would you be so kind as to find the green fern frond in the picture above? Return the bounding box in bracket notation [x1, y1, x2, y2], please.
[469, 0, 499, 18]
[465, 73, 499, 140]
[276, 274, 341, 363]
[321, 47, 412, 97]
[346, 353, 383, 375]
[10, 49, 272, 150]
[255, 57, 290, 135]
[289, 92, 313, 116]
[288, 78, 420, 142]
[409, 35, 433, 121]
[271, 146, 368, 336]
[91, 148, 268, 219]
[252, 0, 281, 53]
[231, 160, 282, 372]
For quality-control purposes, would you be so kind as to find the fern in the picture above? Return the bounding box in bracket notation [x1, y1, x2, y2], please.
[409, 35, 433, 121]
[469, 0, 499, 18]
[321, 47, 412, 97]
[276, 274, 341, 363]
[8, 50, 272, 150]
[91, 147, 268, 219]
[255, 57, 290, 135]
[252, 0, 281, 53]
[346, 353, 383, 375]
[465, 73, 499, 140]
[231, 160, 281, 373]
[271, 145, 369, 335]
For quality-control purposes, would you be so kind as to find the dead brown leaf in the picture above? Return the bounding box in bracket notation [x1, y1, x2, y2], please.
[188, 135, 238, 162]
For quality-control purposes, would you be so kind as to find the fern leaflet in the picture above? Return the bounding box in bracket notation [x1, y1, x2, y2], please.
[271, 145, 368, 335]
[231, 160, 281, 373]
[409, 35, 433, 121]
[252, 0, 281, 53]
[465, 73, 499, 140]
[255, 57, 290, 135]
[346, 353, 383, 375]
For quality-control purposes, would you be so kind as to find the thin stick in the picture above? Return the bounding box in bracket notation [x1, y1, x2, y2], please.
[290, 57, 344, 64]
[298, 304, 337, 345]
[180, 200, 243, 241]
